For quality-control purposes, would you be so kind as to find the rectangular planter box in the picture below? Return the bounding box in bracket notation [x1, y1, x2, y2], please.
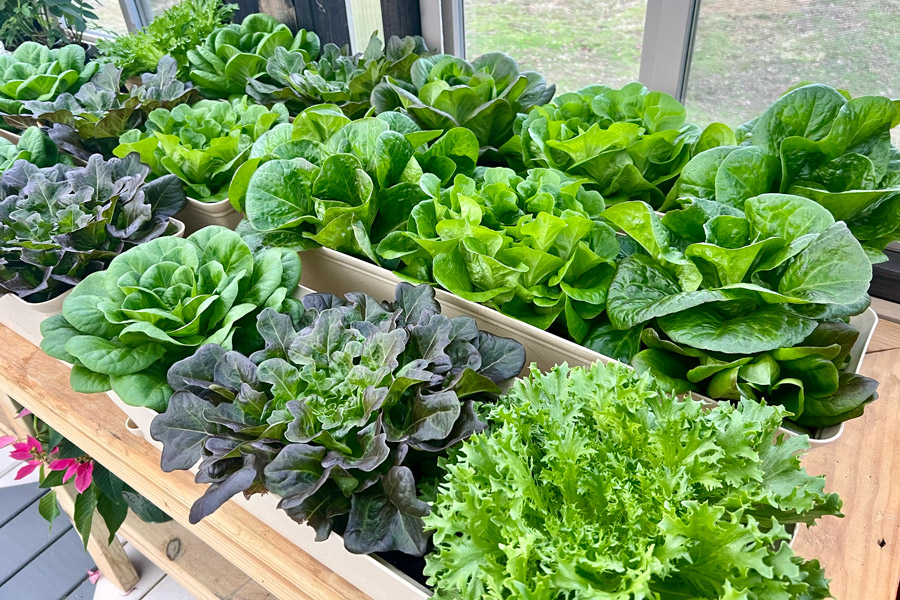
[176, 197, 242, 234]
[297, 246, 878, 446]
[0, 218, 185, 347]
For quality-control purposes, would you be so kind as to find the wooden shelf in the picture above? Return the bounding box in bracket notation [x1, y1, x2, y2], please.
[1, 316, 899, 599]
[0, 324, 369, 600]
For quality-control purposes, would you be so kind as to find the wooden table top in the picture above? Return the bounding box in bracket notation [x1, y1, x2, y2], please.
[793, 317, 900, 599]
[0, 317, 897, 599]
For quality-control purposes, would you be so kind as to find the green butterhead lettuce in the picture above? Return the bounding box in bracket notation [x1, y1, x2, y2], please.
[39, 227, 301, 411]
[0, 42, 98, 115]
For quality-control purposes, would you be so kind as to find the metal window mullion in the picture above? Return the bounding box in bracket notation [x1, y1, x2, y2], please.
[118, 0, 153, 30]
[440, 0, 464, 57]
[638, 0, 701, 100]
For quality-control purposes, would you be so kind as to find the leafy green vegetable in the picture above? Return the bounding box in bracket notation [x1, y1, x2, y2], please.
[0, 126, 70, 173]
[5, 56, 196, 159]
[666, 84, 900, 260]
[372, 52, 555, 152]
[602, 195, 878, 427]
[150, 283, 525, 555]
[247, 34, 431, 119]
[425, 362, 841, 599]
[97, 0, 236, 80]
[0, 41, 98, 114]
[39, 227, 301, 411]
[0, 154, 186, 301]
[187, 12, 320, 98]
[236, 103, 478, 262]
[377, 167, 619, 340]
[513, 82, 702, 207]
[114, 97, 288, 202]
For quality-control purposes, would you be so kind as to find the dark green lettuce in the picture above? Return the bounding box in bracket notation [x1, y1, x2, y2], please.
[601, 195, 878, 428]
[0, 154, 186, 301]
[666, 84, 900, 260]
[187, 13, 320, 98]
[150, 283, 525, 555]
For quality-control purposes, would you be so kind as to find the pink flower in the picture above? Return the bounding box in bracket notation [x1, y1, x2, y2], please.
[49, 458, 94, 493]
[9, 436, 44, 480]
[15, 408, 31, 418]
[0, 435, 14, 449]
[86, 569, 101, 584]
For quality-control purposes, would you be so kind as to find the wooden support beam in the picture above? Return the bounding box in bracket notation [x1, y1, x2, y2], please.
[293, 0, 352, 46]
[56, 484, 140, 593]
[380, 0, 421, 39]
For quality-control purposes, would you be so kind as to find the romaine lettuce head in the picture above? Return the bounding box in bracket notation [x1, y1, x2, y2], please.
[667, 83, 900, 260]
[39, 226, 302, 412]
[425, 361, 841, 599]
[149, 282, 526, 555]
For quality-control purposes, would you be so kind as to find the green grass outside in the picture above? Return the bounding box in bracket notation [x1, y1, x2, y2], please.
[465, 0, 900, 132]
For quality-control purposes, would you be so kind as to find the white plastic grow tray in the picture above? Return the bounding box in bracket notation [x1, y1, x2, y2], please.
[298, 246, 879, 446]
[0, 217, 185, 347]
[176, 197, 242, 234]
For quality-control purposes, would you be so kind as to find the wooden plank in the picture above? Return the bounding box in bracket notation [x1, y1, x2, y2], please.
[0, 489, 70, 584]
[0, 527, 95, 600]
[866, 318, 900, 354]
[259, 0, 298, 29]
[380, 0, 421, 39]
[294, 0, 351, 46]
[118, 513, 278, 600]
[56, 484, 140, 593]
[871, 297, 900, 326]
[0, 324, 370, 600]
[792, 322, 900, 599]
[234, 0, 261, 23]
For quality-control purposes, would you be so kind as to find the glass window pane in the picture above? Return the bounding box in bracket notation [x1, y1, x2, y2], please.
[685, 0, 900, 142]
[464, 0, 648, 93]
[92, 0, 131, 34]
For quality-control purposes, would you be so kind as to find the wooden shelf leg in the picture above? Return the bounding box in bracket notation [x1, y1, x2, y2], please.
[56, 484, 140, 593]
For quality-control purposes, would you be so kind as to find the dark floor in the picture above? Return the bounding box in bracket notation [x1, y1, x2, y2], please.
[0, 483, 96, 600]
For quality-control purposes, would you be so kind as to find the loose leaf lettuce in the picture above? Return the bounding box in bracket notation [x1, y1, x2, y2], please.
[372, 52, 555, 151]
[247, 34, 431, 119]
[39, 227, 301, 411]
[377, 167, 619, 340]
[6, 57, 196, 159]
[0, 154, 186, 301]
[236, 103, 479, 262]
[0, 42, 98, 115]
[115, 96, 288, 201]
[425, 362, 841, 599]
[514, 82, 701, 207]
[150, 283, 525, 555]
